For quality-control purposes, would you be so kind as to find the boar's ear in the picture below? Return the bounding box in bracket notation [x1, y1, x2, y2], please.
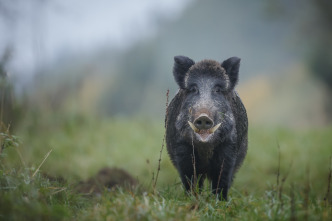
[173, 56, 195, 89]
[221, 57, 241, 90]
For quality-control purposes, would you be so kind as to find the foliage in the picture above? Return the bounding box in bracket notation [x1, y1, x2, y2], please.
[0, 114, 331, 220]
[0, 129, 91, 220]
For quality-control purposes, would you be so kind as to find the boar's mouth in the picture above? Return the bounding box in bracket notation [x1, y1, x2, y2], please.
[187, 121, 221, 142]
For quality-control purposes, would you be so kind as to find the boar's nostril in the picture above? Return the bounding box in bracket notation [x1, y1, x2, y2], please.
[194, 116, 213, 130]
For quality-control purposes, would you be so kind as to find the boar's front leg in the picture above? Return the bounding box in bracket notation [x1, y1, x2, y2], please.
[210, 149, 236, 201]
[175, 145, 203, 192]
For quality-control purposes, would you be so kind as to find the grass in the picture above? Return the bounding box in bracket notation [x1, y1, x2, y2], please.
[1, 113, 332, 220]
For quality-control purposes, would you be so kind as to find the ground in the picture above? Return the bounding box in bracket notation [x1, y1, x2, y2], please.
[0, 115, 331, 220]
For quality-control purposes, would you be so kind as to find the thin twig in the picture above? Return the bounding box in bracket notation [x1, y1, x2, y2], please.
[153, 89, 169, 191]
[279, 160, 293, 209]
[191, 131, 197, 196]
[154, 133, 166, 192]
[150, 172, 155, 189]
[216, 158, 225, 198]
[32, 149, 53, 178]
[276, 140, 280, 188]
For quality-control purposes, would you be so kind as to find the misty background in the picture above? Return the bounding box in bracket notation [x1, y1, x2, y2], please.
[1, 0, 332, 130]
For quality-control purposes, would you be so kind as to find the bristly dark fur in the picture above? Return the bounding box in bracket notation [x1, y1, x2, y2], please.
[166, 55, 248, 200]
[173, 56, 195, 89]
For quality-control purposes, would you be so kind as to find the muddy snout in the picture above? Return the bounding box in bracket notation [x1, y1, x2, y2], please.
[194, 114, 213, 130]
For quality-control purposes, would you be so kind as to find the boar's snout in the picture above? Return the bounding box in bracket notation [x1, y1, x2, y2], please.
[194, 114, 213, 130]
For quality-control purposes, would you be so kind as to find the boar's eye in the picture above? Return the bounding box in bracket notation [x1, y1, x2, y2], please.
[188, 85, 198, 94]
[213, 85, 223, 93]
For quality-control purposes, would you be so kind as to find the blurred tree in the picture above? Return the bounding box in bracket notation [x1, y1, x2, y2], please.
[0, 0, 49, 129]
[307, 1, 332, 86]
[0, 0, 29, 130]
[0, 48, 23, 130]
[267, 0, 332, 122]
[307, 0, 332, 121]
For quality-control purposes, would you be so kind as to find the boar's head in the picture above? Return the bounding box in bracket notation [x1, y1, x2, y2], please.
[173, 56, 241, 144]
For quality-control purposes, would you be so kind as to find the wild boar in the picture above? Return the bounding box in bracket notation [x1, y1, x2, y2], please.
[166, 56, 248, 200]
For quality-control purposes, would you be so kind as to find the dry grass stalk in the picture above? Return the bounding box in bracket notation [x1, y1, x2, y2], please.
[276, 141, 280, 188]
[279, 160, 293, 209]
[216, 158, 225, 199]
[32, 149, 53, 178]
[153, 89, 169, 191]
[191, 132, 197, 196]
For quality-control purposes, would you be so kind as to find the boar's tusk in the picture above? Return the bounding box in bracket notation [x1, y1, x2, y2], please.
[209, 123, 221, 134]
[188, 121, 199, 133]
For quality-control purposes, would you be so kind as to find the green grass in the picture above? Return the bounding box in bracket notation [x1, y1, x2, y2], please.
[1, 114, 331, 220]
